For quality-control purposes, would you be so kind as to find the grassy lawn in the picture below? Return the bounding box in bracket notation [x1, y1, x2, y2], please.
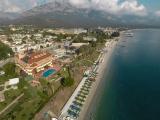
[0, 62, 55, 120]
[73, 43, 104, 67]
[0, 83, 49, 120]
[14, 86, 47, 120]
[0, 75, 9, 84]
[0, 62, 22, 111]
[0, 89, 22, 111]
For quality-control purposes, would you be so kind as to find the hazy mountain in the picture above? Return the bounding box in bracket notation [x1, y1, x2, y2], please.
[10, 1, 107, 27]
[8, 1, 123, 27]
[0, 1, 159, 28]
[0, 12, 21, 19]
[0, 12, 21, 25]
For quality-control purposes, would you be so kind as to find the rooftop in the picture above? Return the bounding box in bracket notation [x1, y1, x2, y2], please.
[22, 51, 52, 64]
[9, 78, 19, 86]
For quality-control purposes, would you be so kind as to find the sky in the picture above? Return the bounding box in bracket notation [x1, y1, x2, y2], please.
[0, 0, 160, 18]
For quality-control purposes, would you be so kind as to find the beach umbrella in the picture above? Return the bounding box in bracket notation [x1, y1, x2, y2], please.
[75, 97, 85, 102]
[76, 100, 83, 104]
[85, 80, 92, 84]
[70, 105, 81, 112]
[81, 89, 89, 93]
[78, 93, 86, 97]
[82, 85, 91, 88]
[81, 88, 89, 91]
[85, 81, 92, 85]
[78, 91, 86, 96]
[84, 82, 92, 86]
[81, 90, 89, 94]
[77, 95, 86, 100]
[73, 101, 83, 107]
[75, 100, 83, 106]
[67, 109, 78, 118]
[81, 87, 89, 90]
[81, 88, 89, 92]
[77, 94, 86, 98]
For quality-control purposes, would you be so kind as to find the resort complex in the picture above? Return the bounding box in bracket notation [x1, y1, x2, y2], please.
[15, 51, 61, 78]
[0, 26, 120, 120]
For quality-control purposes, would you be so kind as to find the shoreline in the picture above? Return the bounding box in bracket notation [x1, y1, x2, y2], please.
[78, 39, 119, 120]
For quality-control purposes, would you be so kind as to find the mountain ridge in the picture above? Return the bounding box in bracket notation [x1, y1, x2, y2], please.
[0, 1, 159, 28]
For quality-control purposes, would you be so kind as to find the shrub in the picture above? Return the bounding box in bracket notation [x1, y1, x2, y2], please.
[60, 77, 74, 87]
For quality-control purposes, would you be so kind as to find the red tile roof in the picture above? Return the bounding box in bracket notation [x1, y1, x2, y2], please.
[30, 63, 37, 67]
[28, 52, 52, 64]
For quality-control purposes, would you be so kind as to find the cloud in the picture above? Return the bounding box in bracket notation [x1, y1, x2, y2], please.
[119, 1, 147, 16]
[0, 0, 147, 16]
[69, 0, 91, 9]
[69, 0, 147, 16]
[28, 0, 38, 7]
[0, 0, 21, 12]
[0, 0, 48, 13]
[155, 10, 160, 17]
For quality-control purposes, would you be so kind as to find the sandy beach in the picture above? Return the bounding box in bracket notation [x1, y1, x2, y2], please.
[78, 39, 118, 120]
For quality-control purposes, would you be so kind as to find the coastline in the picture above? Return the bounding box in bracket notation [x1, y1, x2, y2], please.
[78, 39, 119, 120]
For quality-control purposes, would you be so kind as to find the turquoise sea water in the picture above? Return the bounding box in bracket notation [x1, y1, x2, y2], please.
[43, 69, 56, 77]
[88, 29, 160, 120]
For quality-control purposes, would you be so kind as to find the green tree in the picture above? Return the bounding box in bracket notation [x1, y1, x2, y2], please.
[3, 62, 17, 77]
[111, 31, 120, 37]
[0, 41, 14, 60]
[22, 36, 28, 44]
[60, 77, 74, 87]
[61, 65, 74, 87]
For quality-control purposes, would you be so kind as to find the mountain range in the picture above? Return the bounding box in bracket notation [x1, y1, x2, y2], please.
[0, 1, 159, 28]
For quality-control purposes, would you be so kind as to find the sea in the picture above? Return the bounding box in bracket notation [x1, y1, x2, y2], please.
[86, 29, 160, 120]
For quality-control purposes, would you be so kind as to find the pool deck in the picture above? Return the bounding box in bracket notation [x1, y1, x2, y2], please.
[33, 65, 61, 80]
[43, 69, 56, 78]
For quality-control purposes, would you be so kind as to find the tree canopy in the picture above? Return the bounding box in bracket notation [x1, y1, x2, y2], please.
[60, 66, 74, 87]
[60, 77, 74, 87]
[0, 41, 13, 60]
[3, 62, 17, 77]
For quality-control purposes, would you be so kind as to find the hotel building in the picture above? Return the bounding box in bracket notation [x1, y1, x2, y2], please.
[15, 51, 55, 76]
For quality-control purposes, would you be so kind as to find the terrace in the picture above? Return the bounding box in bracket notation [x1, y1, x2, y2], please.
[32, 62, 61, 80]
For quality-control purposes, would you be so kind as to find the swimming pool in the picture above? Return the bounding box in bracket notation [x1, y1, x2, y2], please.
[42, 69, 56, 78]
